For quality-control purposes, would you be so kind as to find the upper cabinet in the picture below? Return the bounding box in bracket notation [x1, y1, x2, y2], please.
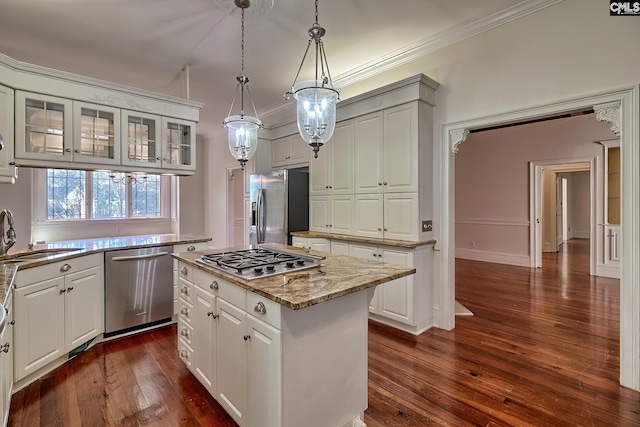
[1, 53, 202, 176]
[309, 119, 354, 196]
[272, 134, 309, 169]
[0, 84, 16, 183]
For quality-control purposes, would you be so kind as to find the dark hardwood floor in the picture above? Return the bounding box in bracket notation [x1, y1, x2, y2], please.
[9, 239, 640, 426]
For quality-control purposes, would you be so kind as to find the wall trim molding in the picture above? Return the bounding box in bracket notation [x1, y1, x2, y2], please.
[455, 248, 530, 267]
[456, 218, 529, 227]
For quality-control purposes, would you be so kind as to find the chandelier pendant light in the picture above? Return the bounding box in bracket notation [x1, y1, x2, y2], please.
[223, 0, 263, 170]
[285, 0, 339, 159]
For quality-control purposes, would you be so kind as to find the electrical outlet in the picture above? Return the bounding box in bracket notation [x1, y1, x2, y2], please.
[422, 220, 432, 232]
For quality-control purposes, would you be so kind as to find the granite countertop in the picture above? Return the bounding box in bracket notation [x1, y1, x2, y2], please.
[290, 230, 437, 249]
[173, 244, 416, 310]
[0, 233, 211, 308]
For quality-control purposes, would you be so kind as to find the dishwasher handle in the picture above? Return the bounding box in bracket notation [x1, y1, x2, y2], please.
[111, 252, 170, 262]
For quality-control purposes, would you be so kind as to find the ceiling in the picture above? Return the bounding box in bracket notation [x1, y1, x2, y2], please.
[0, 0, 541, 136]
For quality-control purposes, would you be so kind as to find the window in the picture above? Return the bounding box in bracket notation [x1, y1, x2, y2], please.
[44, 169, 163, 220]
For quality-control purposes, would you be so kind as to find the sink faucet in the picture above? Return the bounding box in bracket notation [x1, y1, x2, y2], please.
[0, 209, 16, 255]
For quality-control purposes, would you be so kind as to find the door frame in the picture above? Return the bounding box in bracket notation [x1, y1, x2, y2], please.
[436, 86, 639, 390]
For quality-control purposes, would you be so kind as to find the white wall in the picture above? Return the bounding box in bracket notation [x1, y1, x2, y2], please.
[179, 136, 206, 236]
[0, 168, 31, 248]
[570, 171, 590, 238]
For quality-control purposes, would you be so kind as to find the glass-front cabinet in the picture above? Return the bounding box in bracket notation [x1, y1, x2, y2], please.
[0, 84, 16, 182]
[121, 110, 162, 168]
[15, 91, 73, 162]
[602, 139, 621, 268]
[73, 102, 120, 165]
[162, 117, 195, 171]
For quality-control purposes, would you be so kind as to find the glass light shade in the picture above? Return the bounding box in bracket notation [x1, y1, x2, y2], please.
[293, 80, 339, 157]
[224, 115, 261, 168]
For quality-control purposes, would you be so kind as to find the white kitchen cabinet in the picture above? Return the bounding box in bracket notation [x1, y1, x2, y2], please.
[349, 242, 414, 325]
[173, 242, 209, 316]
[15, 91, 74, 162]
[161, 117, 196, 171]
[309, 195, 354, 235]
[354, 102, 419, 194]
[309, 119, 354, 195]
[272, 134, 309, 169]
[192, 282, 217, 395]
[121, 110, 162, 169]
[291, 236, 330, 253]
[14, 254, 103, 382]
[330, 240, 350, 255]
[0, 296, 14, 427]
[73, 101, 120, 166]
[0, 84, 16, 183]
[353, 193, 419, 241]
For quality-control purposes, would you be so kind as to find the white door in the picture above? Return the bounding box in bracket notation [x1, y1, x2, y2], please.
[309, 196, 330, 232]
[65, 266, 103, 350]
[383, 193, 419, 241]
[353, 194, 383, 239]
[378, 248, 414, 325]
[330, 195, 354, 235]
[331, 120, 354, 194]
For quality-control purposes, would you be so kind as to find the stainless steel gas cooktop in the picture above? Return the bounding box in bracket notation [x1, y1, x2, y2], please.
[196, 247, 321, 280]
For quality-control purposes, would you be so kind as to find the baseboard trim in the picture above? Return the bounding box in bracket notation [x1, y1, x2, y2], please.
[596, 263, 620, 279]
[456, 248, 530, 267]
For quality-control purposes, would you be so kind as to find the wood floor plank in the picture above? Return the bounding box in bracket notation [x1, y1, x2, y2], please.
[7, 239, 640, 426]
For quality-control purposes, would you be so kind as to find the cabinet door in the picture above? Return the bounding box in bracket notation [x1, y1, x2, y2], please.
[384, 193, 419, 241]
[247, 315, 282, 427]
[308, 238, 330, 253]
[65, 266, 103, 351]
[330, 240, 350, 255]
[121, 110, 162, 168]
[14, 276, 66, 380]
[194, 286, 217, 396]
[15, 91, 73, 162]
[291, 236, 307, 249]
[331, 119, 354, 194]
[0, 298, 13, 426]
[271, 136, 290, 168]
[217, 298, 247, 426]
[354, 111, 383, 194]
[383, 103, 418, 193]
[162, 117, 196, 171]
[330, 195, 354, 235]
[378, 248, 414, 324]
[0, 84, 16, 181]
[73, 102, 120, 165]
[309, 140, 330, 195]
[309, 196, 330, 232]
[288, 133, 309, 165]
[354, 194, 383, 239]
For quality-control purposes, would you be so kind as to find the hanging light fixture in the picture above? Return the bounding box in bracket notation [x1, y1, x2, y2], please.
[285, 0, 339, 159]
[223, 0, 262, 170]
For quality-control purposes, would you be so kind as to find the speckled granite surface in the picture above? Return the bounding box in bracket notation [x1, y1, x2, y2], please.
[290, 230, 436, 248]
[173, 244, 416, 310]
[0, 233, 211, 307]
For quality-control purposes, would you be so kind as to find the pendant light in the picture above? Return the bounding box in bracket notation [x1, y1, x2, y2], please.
[223, 0, 262, 170]
[285, 0, 339, 159]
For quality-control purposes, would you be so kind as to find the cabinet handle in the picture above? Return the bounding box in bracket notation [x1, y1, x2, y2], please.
[325, 185, 329, 189]
[181, 286, 189, 295]
[162, 157, 168, 162]
[65, 148, 72, 153]
[254, 302, 267, 314]
[60, 288, 67, 294]
[181, 267, 188, 275]
[67, 286, 74, 292]
[207, 312, 219, 319]
[9, 320, 14, 326]
[180, 328, 189, 337]
[383, 182, 388, 186]
[0, 343, 9, 353]
[378, 182, 382, 186]
[187, 245, 196, 251]
[180, 307, 189, 315]
[74, 149, 80, 153]
[243, 334, 251, 341]
[60, 264, 71, 272]
[373, 253, 378, 258]
[180, 350, 189, 359]
[383, 228, 388, 232]
[329, 185, 333, 189]
[377, 228, 382, 231]
[210, 280, 218, 290]
[156, 157, 161, 161]
[9, 162, 15, 166]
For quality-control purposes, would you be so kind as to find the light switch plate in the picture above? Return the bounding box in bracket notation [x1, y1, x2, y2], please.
[422, 220, 432, 232]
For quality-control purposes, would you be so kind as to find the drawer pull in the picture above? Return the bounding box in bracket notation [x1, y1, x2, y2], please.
[60, 264, 71, 272]
[187, 245, 196, 251]
[181, 286, 189, 294]
[207, 312, 219, 319]
[180, 350, 189, 359]
[0, 343, 9, 353]
[180, 329, 189, 337]
[243, 334, 251, 341]
[180, 267, 188, 275]
[210, 281, 218, 290]
[254, 302, 267, 315]
[180, 307, 189, 315]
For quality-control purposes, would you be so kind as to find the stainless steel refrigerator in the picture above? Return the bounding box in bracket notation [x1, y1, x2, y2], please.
[249, 169, 309, 245]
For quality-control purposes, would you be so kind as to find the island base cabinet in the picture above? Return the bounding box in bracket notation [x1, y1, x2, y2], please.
[0, 297, 14, 427]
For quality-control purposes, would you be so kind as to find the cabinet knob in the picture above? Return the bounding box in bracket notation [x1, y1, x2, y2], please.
[383, 182, 388, 186]
[329, 185, 333, 189]
[373, 253, 378, 258]
[181, 286, 189, 294]
[67, 286, 74, 292]
[383, 228, 388, 232]
[180, 328, 189, 337]
[325, 185, 329, 189]
[180, 307, 189, 315]
[65, 148, 72, 153]
[180, 350, 189, 359]
[243, 334, 251, 341]
[0, 343, 9, 353]
[377, 228, 382, 231]
[9, 320, 14, 326]
[378, 182, 382, 186]
[210, 280, 219, 290]
[74, 149, 80, 153]
[254, 301, 267, 314]
[187, 245, 196, 251]
[59, 288, 67, 294]
[180, 267, 188, 275]
[9, 162, 15, 166]
[162, 157, 168, 162]
[60, 264, 71, 272]
[156, 157, 161, 161]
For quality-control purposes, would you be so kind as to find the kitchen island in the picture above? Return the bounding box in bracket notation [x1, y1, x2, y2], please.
[173, 244, 415, 427]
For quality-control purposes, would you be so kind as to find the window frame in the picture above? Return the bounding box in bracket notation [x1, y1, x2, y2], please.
[33, 168, 171, 224]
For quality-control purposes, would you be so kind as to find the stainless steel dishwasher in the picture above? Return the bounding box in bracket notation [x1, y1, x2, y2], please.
[104, 245, 173, 337]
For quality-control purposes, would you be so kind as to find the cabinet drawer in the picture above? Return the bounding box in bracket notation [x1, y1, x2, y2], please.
[178, 276, 193, 304]
[174, 242, 208, 254]
[216, 276, 246, 309]
[246, 292, 281, 330]
[179, 298, 194, 324]
[14, 253, 102, 288]
[178, 341, 194, 370]
[178, 320, 194, 347]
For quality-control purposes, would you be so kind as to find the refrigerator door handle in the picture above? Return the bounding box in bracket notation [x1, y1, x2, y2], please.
[256, 188, 265, 243]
